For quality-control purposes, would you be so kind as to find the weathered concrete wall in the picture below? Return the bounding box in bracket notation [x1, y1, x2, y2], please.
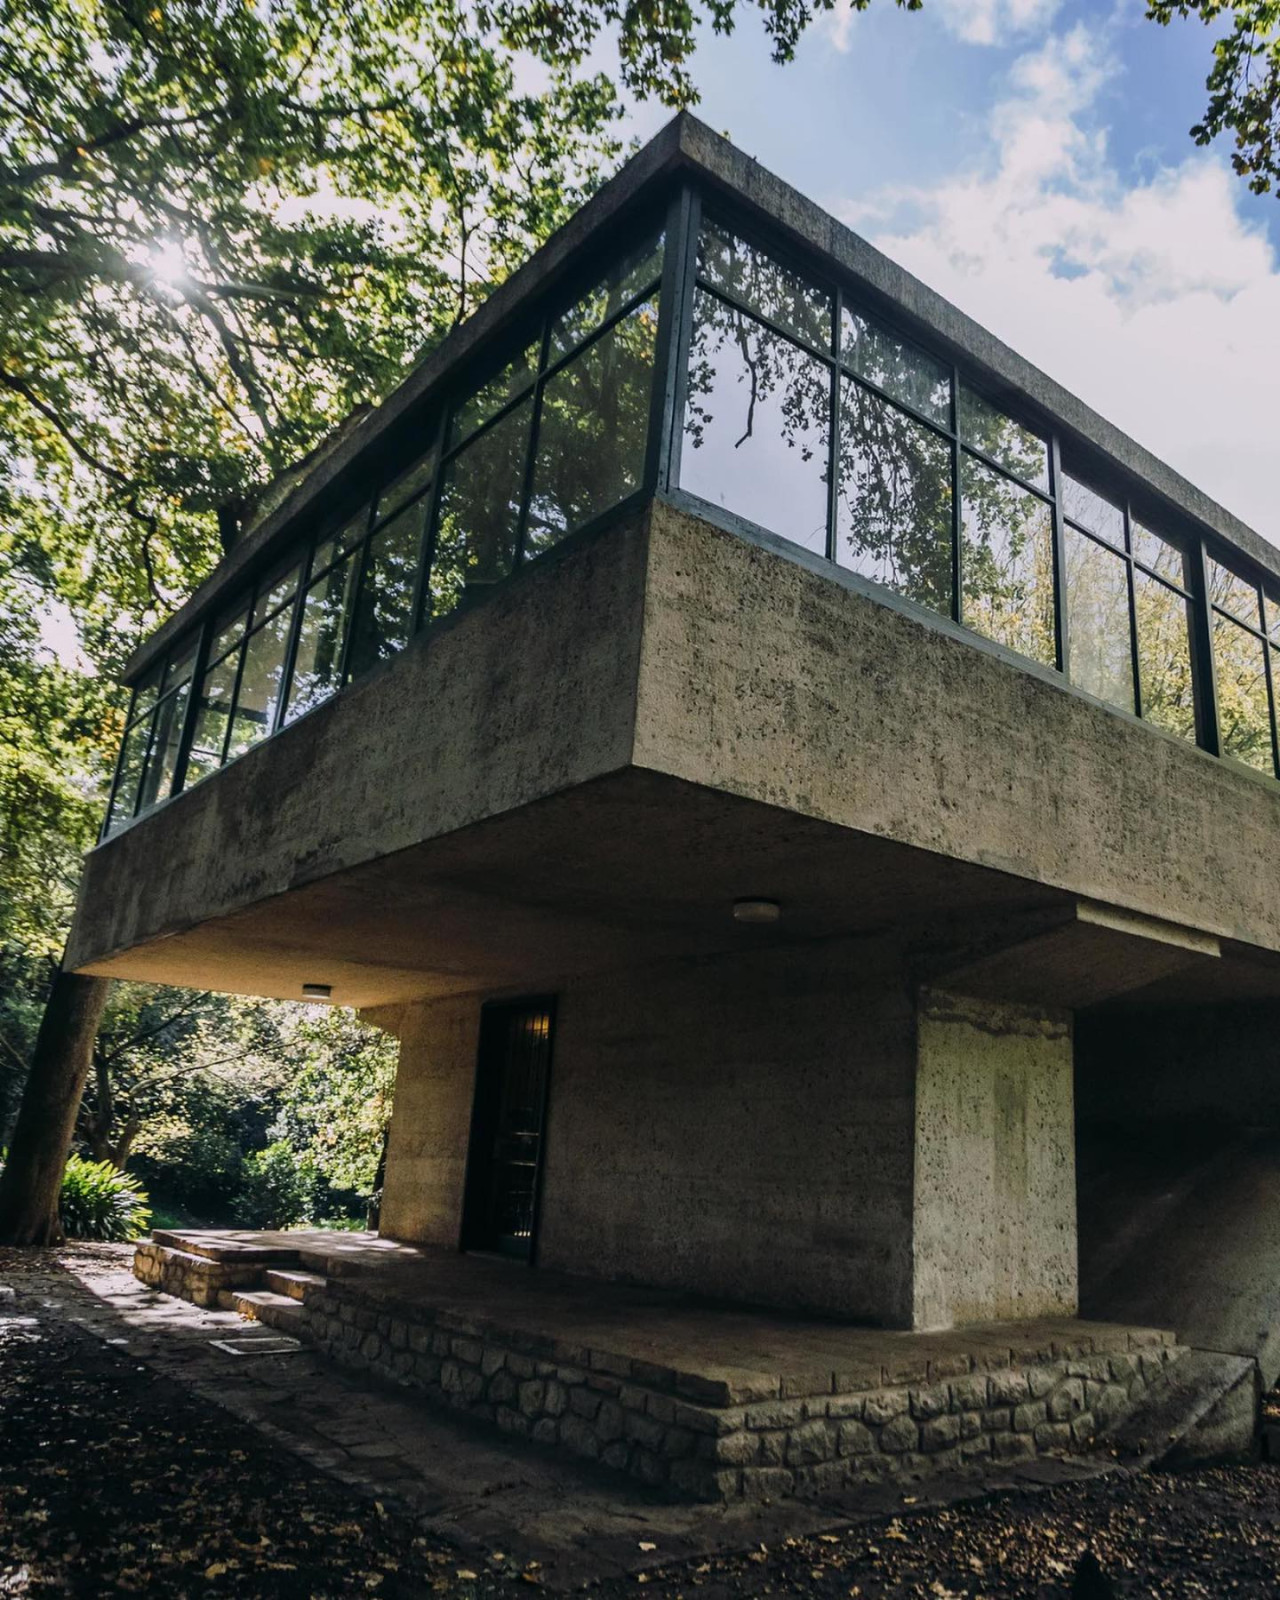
[634, 502, 1280, 959]
[913, 990, 1077, 1330]
[372, 998, 479, 1248]
[534, 939, 918, 1325]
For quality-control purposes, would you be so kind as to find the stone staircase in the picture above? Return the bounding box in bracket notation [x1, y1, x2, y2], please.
[133, 1230, 334, 1334]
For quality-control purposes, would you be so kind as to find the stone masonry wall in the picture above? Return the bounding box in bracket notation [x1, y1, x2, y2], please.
[304, 1281, 1182, 1502]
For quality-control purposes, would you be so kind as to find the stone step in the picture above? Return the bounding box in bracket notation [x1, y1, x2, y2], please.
[216, 1288, 308, 1335]
[152, 1229, 301, 1267]
[263, 1268, 328, 1303]
[1097, 1348, 1258, 1467]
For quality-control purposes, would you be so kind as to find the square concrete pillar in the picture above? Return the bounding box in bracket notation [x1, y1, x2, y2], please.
[912, 988, 1077, 1330]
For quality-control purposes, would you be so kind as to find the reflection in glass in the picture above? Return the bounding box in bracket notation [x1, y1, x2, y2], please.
[432, 396, 533, 619]
[137, 681, 191, 811]
[528, 301, 657, 554]
[682, 291, 830, 556]
[1209, 558, 1262, 626]
[347, 504, 423, 679]
[1065, 528, 1135, 713]
[186, 652, 239, 784]
[1134, 570, 1196, 742]
[252, 560, 300, 627]
[108, 717, 151, 832]
[451, 344, 538, 446]
[1213, 612, 1274, 773]
[697, 220, 832, 353]
[835, 378, 952, 613]
[375, 456, 434, 524]
[227, 609, 293, 758]
[550, 233, 663, 360]
[840, 308, 950, 428]
[1131, 521, 1189, 587]
[132, 667, 162, 721]
[1062, 473, 1124, 548]
[959, 385, 1049, 492]
[287, 552, 359, 721]
[961, 453, 1056, 665]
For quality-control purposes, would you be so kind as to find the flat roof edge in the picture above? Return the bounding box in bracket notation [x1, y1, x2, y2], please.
[123, 111, 1279, 683]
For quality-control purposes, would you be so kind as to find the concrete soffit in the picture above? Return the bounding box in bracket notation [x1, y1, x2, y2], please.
[124, 115, 1280, 685]
[922, 899, 1223, 1011]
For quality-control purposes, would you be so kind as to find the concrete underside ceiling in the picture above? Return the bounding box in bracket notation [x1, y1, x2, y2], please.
[76, 767, 1280, 1012]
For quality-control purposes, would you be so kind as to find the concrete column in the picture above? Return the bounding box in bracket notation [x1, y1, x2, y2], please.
[912, 988, 1077, 1330]
[368, 995, 479, 1247]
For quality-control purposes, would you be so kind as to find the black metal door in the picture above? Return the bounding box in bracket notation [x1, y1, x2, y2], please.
[463, 998, 555, 1260]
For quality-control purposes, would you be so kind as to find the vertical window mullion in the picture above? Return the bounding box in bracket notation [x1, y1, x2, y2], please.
[170, 620, 211, 798]
[1048, 434, 1069, 677]
[1123, 501, 1143, 721]
[220, 633, 250, 765]
[338, 503, 378, 687]
[1190, 535, 1222, 757]
[100, 690, 139, 841]
[658, 186, 702, 496]
[826, 289, 841, 565]
[272, 561, 311, 738]
[950, 365, 963, 626]
[409, 416, 449, 635]
[513, 317, 553, 569]
[646, 186, 695, 497]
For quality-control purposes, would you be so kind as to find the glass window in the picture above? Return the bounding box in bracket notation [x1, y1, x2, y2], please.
[1065, 528, 1135, 713]
[960, 454, 1056, 666]
[208, 604, 249, 664]
[1209, 558, 1262, 626]
[1213, 613, 1274, 773]
[187, 651, 239, 785]
[1131, 521, 1189, 587]
[1062, 473, 1124, 549]
[375, 455, 434, 525]
[347, 503, 424, 679]
[550, 233, 664, 360]
[527, 299, 658, 555]
[697, 220, 832, 353]
[840, 308, 950, 429]
[835, 378, 952, 614]
[1134, 569, 1196, 743]
[451, 344, 539, 446]
[132, 665, 162, 721]
[431, 397, 534, 620]
[107, 717, 151, 832]
[161, 639, 197, 691]
[681, 291, 831, 557]
[1267, 586, 1280, 644]
[286, 550, 359, 722]
[227, 608, 293, 759]
[959, 385, 1049, 493]
[252, 559, 300, 627]
[137, 679, 192, 812]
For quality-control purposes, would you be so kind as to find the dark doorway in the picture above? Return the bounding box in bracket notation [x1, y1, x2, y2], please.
[462, 998, 556, 1260]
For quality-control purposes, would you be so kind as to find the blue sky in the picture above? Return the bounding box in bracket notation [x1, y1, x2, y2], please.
[620, 0, 1280, 548]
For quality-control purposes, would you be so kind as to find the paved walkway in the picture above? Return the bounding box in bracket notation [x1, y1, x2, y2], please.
[2, 1246, 1113, 1587]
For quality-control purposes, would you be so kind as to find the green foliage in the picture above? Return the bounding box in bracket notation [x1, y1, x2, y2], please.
[232, 1140, 322, 1230]
[1148, 1, 1280, 194]
[57, 1153, 151, 1241]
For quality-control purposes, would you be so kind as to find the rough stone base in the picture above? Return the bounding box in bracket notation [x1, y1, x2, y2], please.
[133, 1241, 257, 1308]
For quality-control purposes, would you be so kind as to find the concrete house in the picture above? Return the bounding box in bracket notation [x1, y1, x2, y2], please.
[68, 119, 1280, 1495]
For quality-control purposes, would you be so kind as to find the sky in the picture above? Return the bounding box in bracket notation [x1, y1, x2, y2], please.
[619, 0, 1280, 549]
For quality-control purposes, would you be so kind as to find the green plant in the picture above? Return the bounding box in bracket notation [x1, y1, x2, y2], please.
[232, 1141, 320, 1230]
[57, 1154, 151, 1242]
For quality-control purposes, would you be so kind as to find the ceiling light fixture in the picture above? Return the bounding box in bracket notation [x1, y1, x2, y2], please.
[732, 898, 781, 925]
[301, 982, 333, 1000]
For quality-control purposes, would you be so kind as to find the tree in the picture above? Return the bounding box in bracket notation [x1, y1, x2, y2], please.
[1148, 1, 1280, 196]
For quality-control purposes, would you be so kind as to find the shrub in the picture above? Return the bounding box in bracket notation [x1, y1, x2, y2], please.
[232, 1140, 321, 1229]
[58, 1154, 152, 1242]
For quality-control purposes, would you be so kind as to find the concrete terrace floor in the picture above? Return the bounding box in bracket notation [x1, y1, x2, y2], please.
[156, 1228, 1173, 1404]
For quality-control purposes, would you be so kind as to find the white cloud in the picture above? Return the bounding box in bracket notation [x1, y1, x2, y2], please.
[839, 21, 1280, 546]
[930, 0, 1062, 48]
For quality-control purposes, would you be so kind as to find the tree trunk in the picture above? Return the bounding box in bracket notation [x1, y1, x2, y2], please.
[0, 967, 112, 1245]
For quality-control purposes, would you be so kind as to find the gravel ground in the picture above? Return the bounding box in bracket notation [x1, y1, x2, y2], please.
[3, 1250, 1280, 1597]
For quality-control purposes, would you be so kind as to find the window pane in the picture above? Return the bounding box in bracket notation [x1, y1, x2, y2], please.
[209, 604, 249, 664]
[132, 665, 162, 720]
[1131, 521, 1189, 587]
[681, 291, 831, 557]
[960, 453, 1056, 665]
[1134, 570, 1196, 743]
[835, 378, 952, 613]
[697, 220, 832, 353]
[375, 455, 434, 525]
[431, 397, 533, 620]
[1062, 473, 1124, 549]
[527, 300, 658, 554]
[1213, 612, 1274, 773]
[227, 609, 293, 758]
[162, 639, 197, 691]
[137, 680, 191, 812]
[107, 717, 151, 833]
[187, 651, 239, 784]
[1267, 586, 1280, 644]
[1065, 528, 1135, 713]
[347, 504, 423, 678]
[958, 385, 1049, 492]
[253, 559, 300, 626]
[840, 307, 950, 428]
[286, 552, 359, 722]
[1209, 557, 1262, 627]
[550, 232, 664, 360]
[451, 344, 538, 446]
